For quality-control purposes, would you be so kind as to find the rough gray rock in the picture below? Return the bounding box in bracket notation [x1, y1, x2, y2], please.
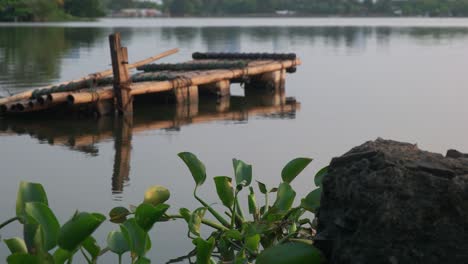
[315, 138, 468, 264]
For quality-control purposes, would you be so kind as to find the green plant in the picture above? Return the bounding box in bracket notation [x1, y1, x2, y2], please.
[0, 152, 327, 264]
[171, 152, 326, 264]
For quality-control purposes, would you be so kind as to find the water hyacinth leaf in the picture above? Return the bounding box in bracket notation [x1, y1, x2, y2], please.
[16, 182, 48, 221]
[136, 203, 170, 231]
[24, 202, 60, 251]
[214, 176, 235, 208]
[7, 253, 40, 264]
[256, 242, 323, 264]
[233, 159, 252, 187]
[82, 236, 101, 260]
[179, 208, 191, 223]
[178, 152, 207, 187]
[314, 166, 329, 187]
[107, 230, 130, 255]
[143, 186, 170, 207]
[4, 238, 27, 254]
[120, 218, 150, 257]
[109, 207, 131, 224]
[301, 188, 322, 213]
[281, 158, 313, 184]
[224, 230, 242, 241]
[272, 183, 296, 214]
[193, 237, 216, 264]
[257, 181, 268, 194]
[23, 223, 42, 254]
[58, 212, 106, 251]
[189, 207, 207, 237]
[53, 248, 72, 264]
[135, 257, 151, 264]
[245, 234, 261, 253]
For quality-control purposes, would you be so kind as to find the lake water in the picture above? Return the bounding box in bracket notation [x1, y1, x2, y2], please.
[1, 18, 468, 263]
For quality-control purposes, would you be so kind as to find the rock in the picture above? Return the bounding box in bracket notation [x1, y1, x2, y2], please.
[446, 149, 468, 159]
[315, 138, 468, 264]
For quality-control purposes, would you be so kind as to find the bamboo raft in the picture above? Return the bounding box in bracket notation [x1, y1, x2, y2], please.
[0, 33, 301, 117]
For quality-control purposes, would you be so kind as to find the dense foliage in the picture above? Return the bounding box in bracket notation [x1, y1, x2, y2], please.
[162, 0, 468, 16]
[0, 0, 103, 21]
[4, 0, 468, 21]
[0, 152, 327, 263]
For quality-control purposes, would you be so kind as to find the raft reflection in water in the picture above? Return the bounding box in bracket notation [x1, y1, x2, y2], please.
[0, 89, 300, 199]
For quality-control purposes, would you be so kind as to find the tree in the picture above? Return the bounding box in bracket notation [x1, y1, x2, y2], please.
[64, 0, 104, 17]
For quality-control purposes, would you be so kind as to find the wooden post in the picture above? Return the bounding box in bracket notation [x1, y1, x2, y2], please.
[174, 85, 199, 105]
[199, 80, 231, 97]
[109, 33, 133, 116]
[245, 69, 286, 92]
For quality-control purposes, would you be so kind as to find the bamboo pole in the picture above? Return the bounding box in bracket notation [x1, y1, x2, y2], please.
[46, 92, 71, 104]
[0, 48, 179, 106]
[67, 59, 301, 106]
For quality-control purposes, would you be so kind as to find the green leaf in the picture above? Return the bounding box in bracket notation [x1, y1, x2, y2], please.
[270, 188, 278, 193]
[82, 236, 101, 260]
[272, 183, 297, 214]
[135, 257, 151, 264]
[58, 212, 105, 251]
[214, 176, 235, 208]
[109, 207, 131, 224]
[281, 158, 313, 184]
[120, 218, 150, 257]
[135, 203, 170, 231]
[301, 188, 322, 213]
[178, 152, 207, 187]
[257, 181, 268, 194]
[256, 243, 323, 264]
[179, 208, 191, 223]
[107, 230, 130, 255]
[314, 166, 328, 187]
[7, 253, 40, 264]
[233, 159, 252, 188]
[24, 202, 60, 251]
[23, 223, 43, 254]
[53, 248, 72, 264]
[194, 237, 216, 264]
[245, 234, 261, 253]
[4, 238, 27, 254]
[143, 186, 170, 207]
[224, 230, 242, 241]
[248, 187, 257, 216]
[189, 207, 207, 237]
[16, 182, 48, 222]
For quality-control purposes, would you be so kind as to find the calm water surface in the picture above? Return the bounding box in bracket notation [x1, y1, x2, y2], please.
[1, 18, 468, 262]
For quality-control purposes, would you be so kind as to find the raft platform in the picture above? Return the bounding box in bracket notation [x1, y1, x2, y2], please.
[0, 33, 301, 117]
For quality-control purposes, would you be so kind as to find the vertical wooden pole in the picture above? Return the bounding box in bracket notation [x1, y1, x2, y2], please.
[109, 33, 133, 116]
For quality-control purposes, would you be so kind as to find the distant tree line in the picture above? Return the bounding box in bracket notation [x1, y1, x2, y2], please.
[0, 0, 159, 22]
[4, 0, 468, 21]
[161, 0, 468, 17]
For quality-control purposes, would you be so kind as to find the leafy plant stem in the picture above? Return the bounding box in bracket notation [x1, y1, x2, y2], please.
[194, 188, 230, 227]
[278, 232, 298, 244]
[262, 193, 269, 218]
[0, 216, 19, 230]
[166, 215, 228, 231]
[80, 247, 93, 264]
[118, 254, 122, 264]
[231, 191, 239, 228]
[235, 198, 245, 222]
